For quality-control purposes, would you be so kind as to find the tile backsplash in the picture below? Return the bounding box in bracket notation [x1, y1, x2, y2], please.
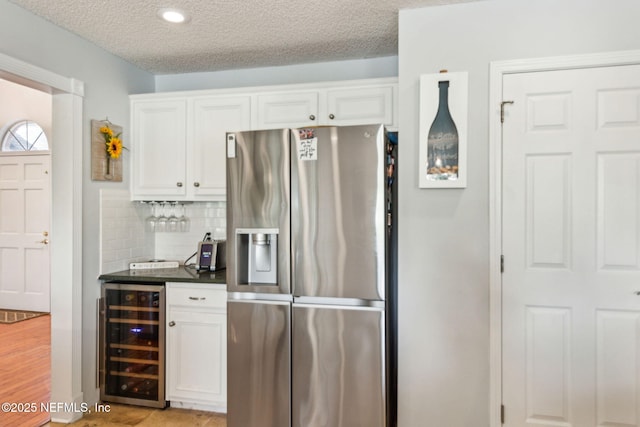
[153, 202, 226, 263]
[100, 189, 154, 273]
[99, 189, 227, 273]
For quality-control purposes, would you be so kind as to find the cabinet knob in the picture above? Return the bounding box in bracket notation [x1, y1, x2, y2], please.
[329, 113, 335, 120]
[168, 321, 176, 327]
[193, 182, 200, 188]
[309, 115, 316, 121]
[176, 182, 183, 187]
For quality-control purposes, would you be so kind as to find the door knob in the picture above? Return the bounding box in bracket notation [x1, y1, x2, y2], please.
[193, 182, 200, 187]
[38, 239, 49, 245]
[177, 182, 183, 187]
[329, 113, 335, 120]
[309, 115, 316, 121]
[168, 321, 176, 327]
[43, 231, 49, 236]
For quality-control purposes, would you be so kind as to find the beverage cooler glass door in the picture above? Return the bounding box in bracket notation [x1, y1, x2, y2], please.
[292, 304, 386, 427]
[100, 283, 166, 408]
[227, 300, 291, 427]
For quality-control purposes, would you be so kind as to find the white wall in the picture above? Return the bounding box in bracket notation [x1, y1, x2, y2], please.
[0, 0, 154, 408]
[398, 0, 640, 426]
[0, 79, 52, 141]
[154, 56, 398, 92]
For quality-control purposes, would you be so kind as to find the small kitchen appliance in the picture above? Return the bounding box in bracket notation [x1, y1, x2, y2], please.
[195, 240, 227, 271]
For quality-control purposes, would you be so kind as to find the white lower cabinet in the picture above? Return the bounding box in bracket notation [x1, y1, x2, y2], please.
[166, 282, 227, 412]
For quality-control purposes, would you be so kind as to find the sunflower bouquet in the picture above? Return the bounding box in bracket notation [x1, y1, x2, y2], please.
[99, 123, 125, 159]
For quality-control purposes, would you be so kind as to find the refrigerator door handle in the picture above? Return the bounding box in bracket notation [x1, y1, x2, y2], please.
[228, 292, 293, 303]
[293, 296, 385, 309]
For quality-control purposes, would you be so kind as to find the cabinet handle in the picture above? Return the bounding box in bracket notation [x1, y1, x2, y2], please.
[188, 296, 206, 301]
[193, 182, 200, 187]
[177, 182, 183, 187]
[168, 321, 176, 327]
[309, 115, 316, 121]
[329, 113, 335, 120]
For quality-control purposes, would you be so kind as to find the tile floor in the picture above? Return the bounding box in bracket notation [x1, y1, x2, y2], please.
[44, 403, 226, 427]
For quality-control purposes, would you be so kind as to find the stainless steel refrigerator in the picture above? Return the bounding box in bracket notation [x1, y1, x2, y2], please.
[226, 125, 397, 427]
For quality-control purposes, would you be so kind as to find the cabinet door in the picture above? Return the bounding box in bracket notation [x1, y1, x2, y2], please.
[256, 92, 319, 129]
[189, 96, 251, 199]
[325, 85, 395, 127]
[131, 99, 187, 199]
[166, 307, 227, 407]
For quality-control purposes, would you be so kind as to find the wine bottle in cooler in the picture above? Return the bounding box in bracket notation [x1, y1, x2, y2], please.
[426, 78, 459, 180]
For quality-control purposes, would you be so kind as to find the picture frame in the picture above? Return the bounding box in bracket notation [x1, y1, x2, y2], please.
[418, 71, 468, 188]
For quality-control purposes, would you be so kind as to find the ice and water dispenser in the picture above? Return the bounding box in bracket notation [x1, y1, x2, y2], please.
[235, 229, 278, 285]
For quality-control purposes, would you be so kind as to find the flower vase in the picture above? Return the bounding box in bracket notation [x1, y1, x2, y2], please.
[103, 157, 114, 180]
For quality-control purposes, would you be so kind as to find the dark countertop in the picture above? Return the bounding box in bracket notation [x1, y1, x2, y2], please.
[99, 266, 226, 285]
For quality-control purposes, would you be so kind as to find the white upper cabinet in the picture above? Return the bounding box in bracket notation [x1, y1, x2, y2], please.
[256, 91, 319, 129]
[131, 95, 251, 201]
[131, 98, 188, 199]
[325, 85, 394, 126]
[255, 80, 397, 130]
[189, 96, 251, 200]
[130, 78, 397, 201]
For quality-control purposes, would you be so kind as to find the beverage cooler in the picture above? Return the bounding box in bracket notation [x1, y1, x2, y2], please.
[99, 283, 166, 408]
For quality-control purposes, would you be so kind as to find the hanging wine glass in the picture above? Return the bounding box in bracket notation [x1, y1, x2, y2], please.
[156, 202, 168, 232]
[178, 203, 190, 232]
[168, 202, 179, 232]
[144, 202, 157, 232]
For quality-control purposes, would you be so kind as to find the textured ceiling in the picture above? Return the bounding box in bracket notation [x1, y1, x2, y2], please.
[9, 0, 473, 75]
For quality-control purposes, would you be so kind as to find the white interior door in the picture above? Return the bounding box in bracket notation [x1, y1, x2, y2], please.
[502, 64, 640, 426]
[0, 153, 51, 312]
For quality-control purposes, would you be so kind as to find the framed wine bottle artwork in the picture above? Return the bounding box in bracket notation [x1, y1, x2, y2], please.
[418, 71, 468, 188]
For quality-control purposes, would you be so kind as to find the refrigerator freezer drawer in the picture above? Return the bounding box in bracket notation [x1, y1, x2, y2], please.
[292, 304, 385, 427]
[227, 300, 291, 427]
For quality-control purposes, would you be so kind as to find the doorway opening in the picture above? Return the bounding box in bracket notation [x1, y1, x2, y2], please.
[0, 82, 52, 313]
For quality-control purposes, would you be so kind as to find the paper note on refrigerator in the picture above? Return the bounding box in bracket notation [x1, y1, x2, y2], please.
[297, 137, 318, 161]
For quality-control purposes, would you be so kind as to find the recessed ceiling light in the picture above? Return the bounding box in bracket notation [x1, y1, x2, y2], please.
[158, 8, 189, 24]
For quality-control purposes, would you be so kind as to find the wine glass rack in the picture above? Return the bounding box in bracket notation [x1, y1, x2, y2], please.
[99, 283, 166, 408]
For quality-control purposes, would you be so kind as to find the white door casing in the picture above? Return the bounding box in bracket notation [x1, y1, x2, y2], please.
[498, 62, 640, 426]
[0, 153, 51, 312]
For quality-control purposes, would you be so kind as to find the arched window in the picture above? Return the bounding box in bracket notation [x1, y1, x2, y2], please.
[1, 120, 49, 152]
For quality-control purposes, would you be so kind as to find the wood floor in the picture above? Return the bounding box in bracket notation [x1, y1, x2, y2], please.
[45, 403, 227, 426]
[0, 315, 226, 426]
[0, 314, 51, 427]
